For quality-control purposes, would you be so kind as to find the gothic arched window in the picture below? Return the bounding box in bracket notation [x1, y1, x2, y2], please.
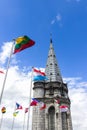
[48, 106, 55, 130]
[61, 112, 68, 130]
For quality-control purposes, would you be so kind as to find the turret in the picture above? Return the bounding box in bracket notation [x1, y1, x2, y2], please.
[33, 81, 45, 98]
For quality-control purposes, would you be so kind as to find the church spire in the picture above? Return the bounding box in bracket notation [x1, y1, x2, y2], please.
[50, 33, 52, 43]
[45, 38, 63, 82]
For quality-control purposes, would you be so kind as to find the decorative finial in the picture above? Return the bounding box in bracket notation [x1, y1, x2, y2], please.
[50, 33, 52, 43]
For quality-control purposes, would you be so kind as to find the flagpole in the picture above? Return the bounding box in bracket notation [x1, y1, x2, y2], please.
[0, 113, 3, 130]
[11, 116, 15, 130]
[0, 40, 15, 105]
[27, 67, 33, 130]
[23, 112, 26, 130]
[11, 103, 16, 130]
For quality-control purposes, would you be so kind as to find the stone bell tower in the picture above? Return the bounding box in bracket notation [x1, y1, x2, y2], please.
[32, 38, 73, 130]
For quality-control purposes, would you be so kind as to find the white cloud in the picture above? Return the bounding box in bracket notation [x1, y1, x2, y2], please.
[66, 0, 81, 2]
[56, 14, 62, 21]
[51, 13, 62, 26]
[0, 41, 17, 66]
[51, 19, 55, 24]
[64, 77, 87, 130]
[76, 0, 80, 2]
[0, 42, 87, 130]
[0, 42, 32, 130]
[0, 65, 32, 130]
[0, 42, 12, 65]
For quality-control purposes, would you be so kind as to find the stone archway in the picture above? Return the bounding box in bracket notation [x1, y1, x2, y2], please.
[48, 106, 55, 130]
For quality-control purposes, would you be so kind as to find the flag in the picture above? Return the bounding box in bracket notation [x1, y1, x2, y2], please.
[33, 68, 46, 76]
[13, 111, 19, 117]
[30, 98, 39, 106]
[32, 98, 40, 102]
[1, 107, 6, 114]
[30, 100, 38, 106]
[16, 102, 23, 110]
[40, 102, 46, 110]
[60, 105, 68, 112]
[0, 70, 4, 74]
[13, 35, 35, 54]
[33, 75, 47, 81]
[25, 108, 29, 113]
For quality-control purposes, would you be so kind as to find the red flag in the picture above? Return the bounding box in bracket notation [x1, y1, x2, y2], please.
[0, 70, 4, 74]
[25, 108, 29, 113]
[60, 105, 68, 112]
[60, 105, 68, 108]
[40, 102, 46, 110]
[33, 68, 46, 76]
[30, 100, 38, 106]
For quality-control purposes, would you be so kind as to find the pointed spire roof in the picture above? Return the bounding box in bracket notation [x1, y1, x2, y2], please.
[45, 38, 63, 82]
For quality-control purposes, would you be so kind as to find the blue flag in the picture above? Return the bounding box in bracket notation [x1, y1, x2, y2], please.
[33, 75, 47, 81]
[16, 102, 23, 110]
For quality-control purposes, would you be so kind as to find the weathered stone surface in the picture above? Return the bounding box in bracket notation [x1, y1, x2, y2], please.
[32, 41, 73, 130]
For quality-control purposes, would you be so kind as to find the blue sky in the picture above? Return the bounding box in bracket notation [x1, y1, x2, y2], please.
[0, 0, 87, 130]
[0, 0, 87, 79]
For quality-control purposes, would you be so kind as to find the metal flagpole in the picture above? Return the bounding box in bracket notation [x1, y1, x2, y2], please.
[0, 40, 15, 105]
[11, 103, 16, 130]
[23, 112, 26, 130]
[27, 67, 33, 130]
[0, 113, 3, 130]
[11, 116, 15, 130]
